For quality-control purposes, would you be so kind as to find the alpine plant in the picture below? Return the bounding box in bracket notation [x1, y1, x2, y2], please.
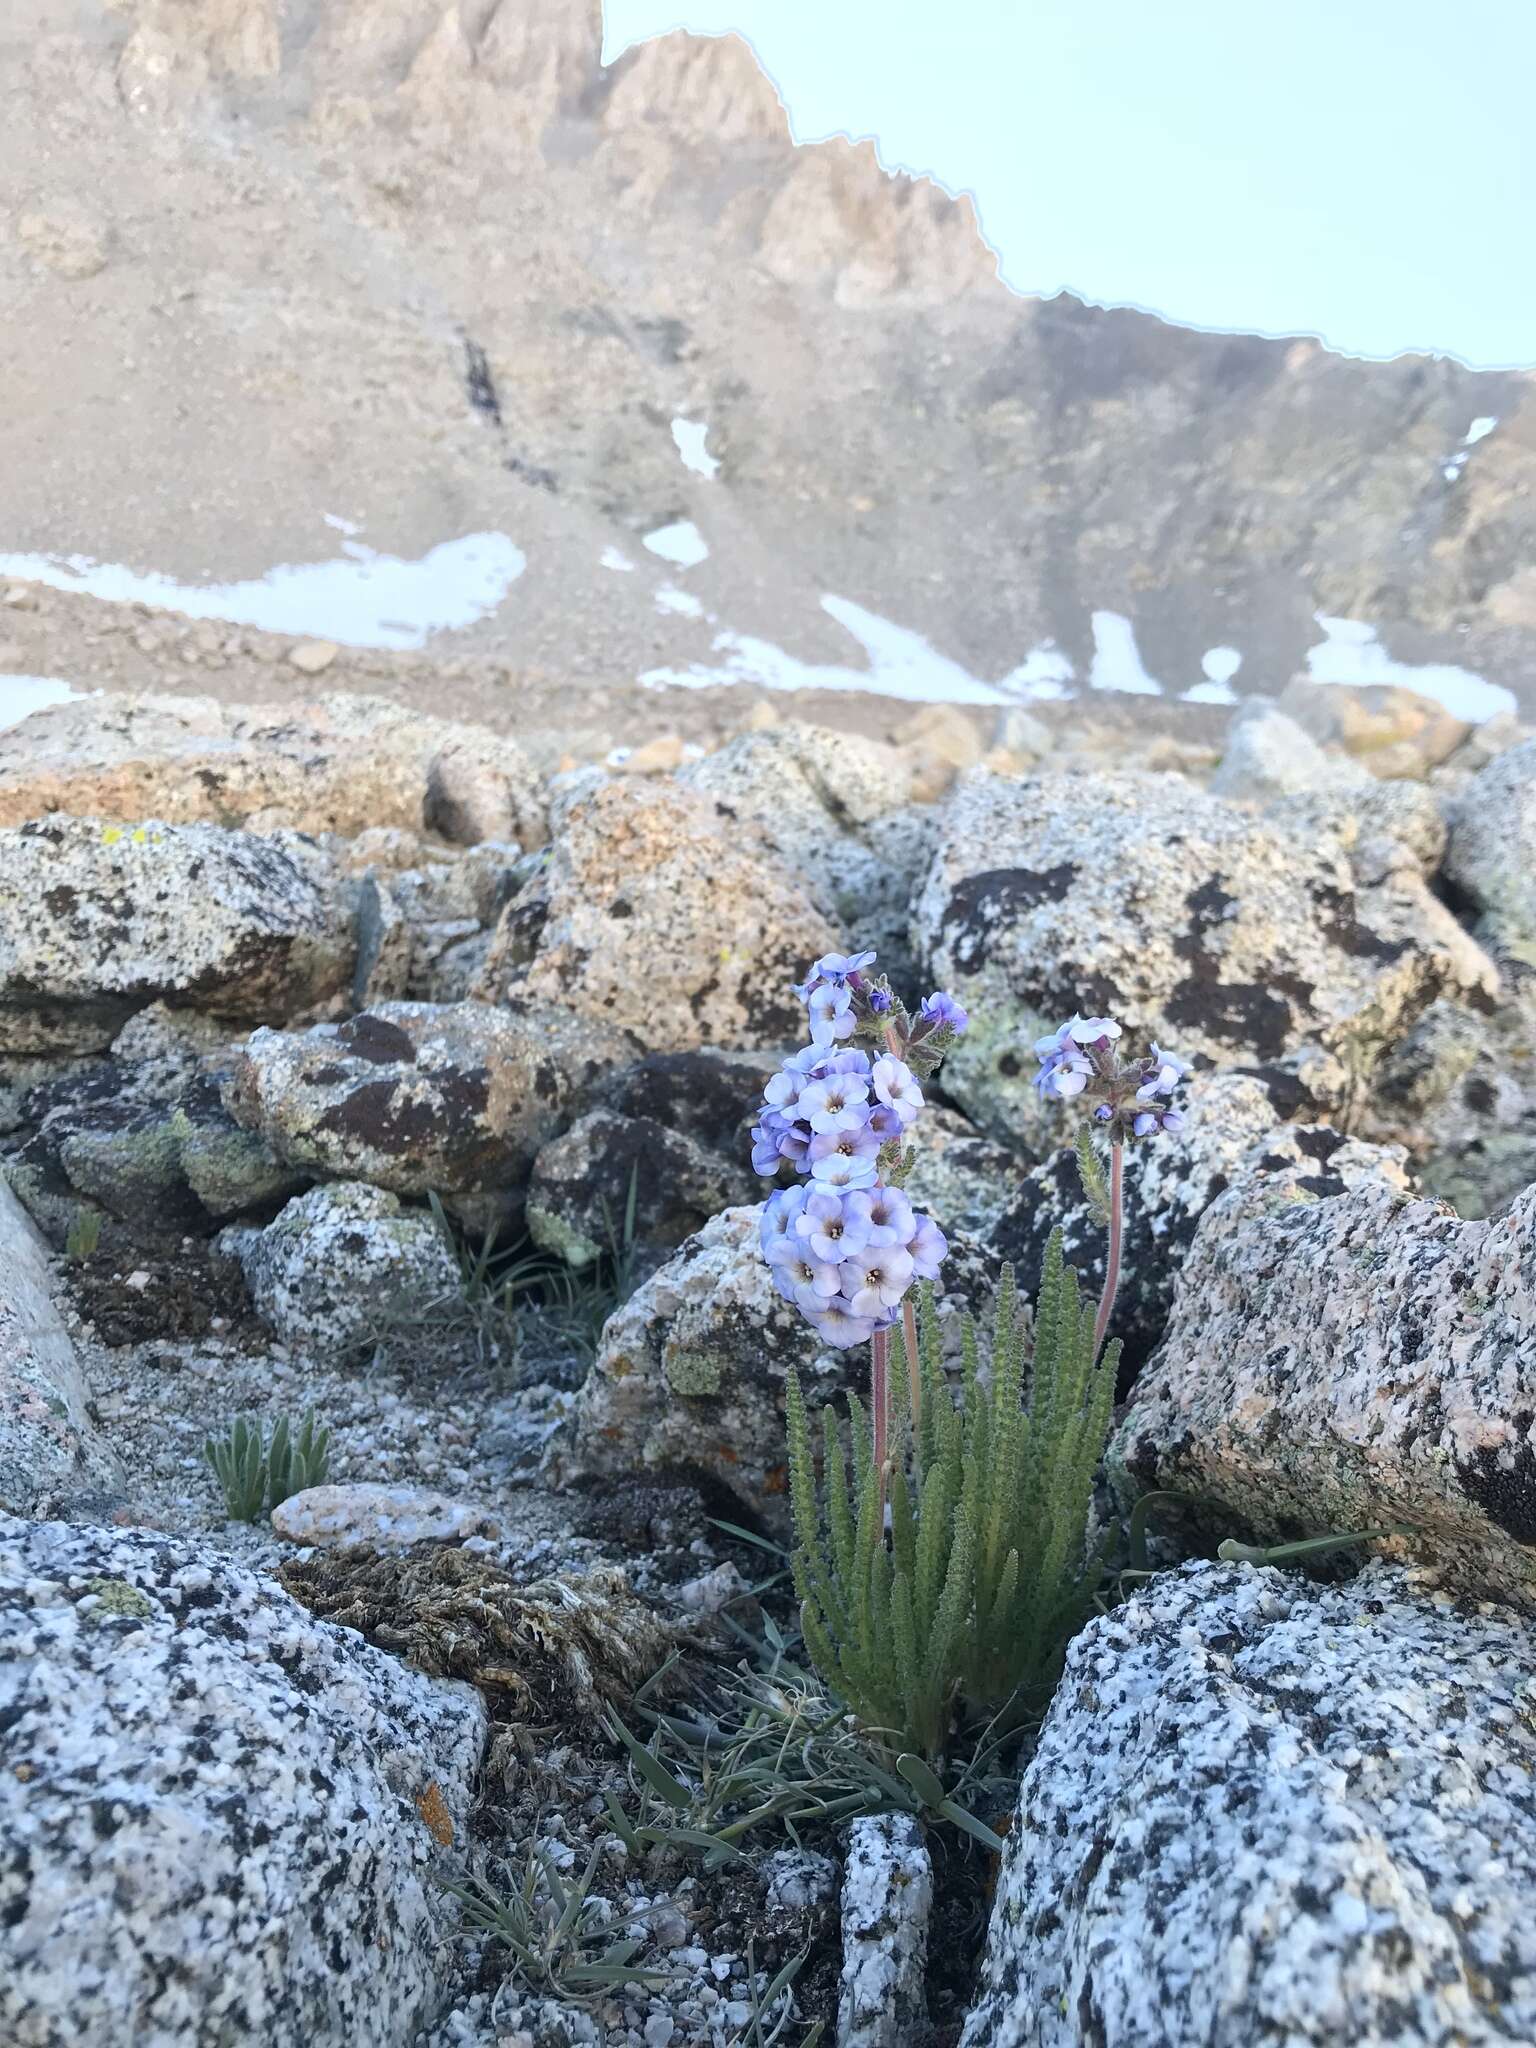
[755, 961, 1193, 1761]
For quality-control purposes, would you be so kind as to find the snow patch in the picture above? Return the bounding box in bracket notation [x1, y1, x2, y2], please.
[0, 675, 83, 731]
[654, 584, 705, 619]
[642, 521, 710, 568]
[1305, 615, 1515, 723]
[1185, 646, 1242, 703]
[1089, 610, 1161, 695]
[601, 546, 637, 573]
[670, 419, 720, 480]
[641, 596, 1073, 706]
[0, 535, 524, 652]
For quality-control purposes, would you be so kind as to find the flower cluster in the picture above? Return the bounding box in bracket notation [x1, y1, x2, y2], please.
[1034, 1015, 1188, 1138]
[752, 952, 966, 1348]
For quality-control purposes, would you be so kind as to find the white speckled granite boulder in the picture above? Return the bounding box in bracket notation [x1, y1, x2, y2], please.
[0, 1185, 125, 1516]
[837, 1814, 933, 2048]
[680, 722, 933, 984]
[0, 818, 355, 1054]
[962, 1561, 1536, 2048]
[221, 1181, 462, 1360]
[1445, 736, 1536, 967]
[988, 1070, 1409, 1382]
[1115, 1167, 1536, 1608]
[0, 1515, 486, 2048]
[915, 767, 1495, 1145]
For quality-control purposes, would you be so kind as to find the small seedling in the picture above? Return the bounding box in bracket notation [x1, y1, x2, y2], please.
[65, 1209, 102, 1259]
[204, 1410, 331, 1522]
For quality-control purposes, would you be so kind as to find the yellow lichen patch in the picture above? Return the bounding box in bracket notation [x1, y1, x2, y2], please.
[101, 825, 123, 845]
[414, 1781, 454, 1847]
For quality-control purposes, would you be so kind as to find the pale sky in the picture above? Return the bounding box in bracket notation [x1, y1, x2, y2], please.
[603, 0, 1535, 368]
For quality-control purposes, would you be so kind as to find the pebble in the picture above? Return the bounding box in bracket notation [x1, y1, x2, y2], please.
[286, 639, 340, 675]
[269, 1482, 504, 1551]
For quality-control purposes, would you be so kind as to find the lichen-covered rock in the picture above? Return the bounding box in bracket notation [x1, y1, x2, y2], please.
[0, 691, 546, 848]
[680, 722, 932, 984]
[1276, 677, 1475, 775]
[899, 1104, 1028, 1243]
[837, 1814, 933, 2048]
[472, 779, 840, 1052]
[1210, 701, 1372, 802]
[568, 1206, 990, 1520]
[988, 1073, 1409, 1382]
[1370, 994, 1536, 1220]
[222, 1181, 462, 1360]
[962, 1560, 1536, 2048]
[5, 1067, 304, 1248]
[0, 817, 355, 1053]
[0, 1184, 126, 1515]
[0, 1514, 485, 2048]
[224, 1000, 621, 1197]
[527, 1108, 750, 1270]
[1114, 1163, 1536, 1607]
[915, 767, 1493, 1144]
[1445, 735, 1536, 969]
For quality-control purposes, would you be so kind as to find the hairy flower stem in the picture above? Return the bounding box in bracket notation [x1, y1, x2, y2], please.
[902, 1297, 921, 1439]
[1091, 1139, 1124, 1364]
[870, 1324, 891, 1514]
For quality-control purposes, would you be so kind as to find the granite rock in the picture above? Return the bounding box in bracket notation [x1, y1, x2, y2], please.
[1114, 1161, 1536, 1606]
[472, 779, 840, 1052]
[837, 1814, 933, 2048]
[224, 1000, 621, 1199]
[222, 1181, 462, 1361]
[0, 817, 354, 1054]
[963, 1560, 1536, 2048]
[915, 767, 1494, 1145]
[0, 691, 545, 848]
[1445, 735, 1536, 971]
[0, 1514, 485, 2048]
[680, 722, 932, 985]
[0, 1184, 126, 1516]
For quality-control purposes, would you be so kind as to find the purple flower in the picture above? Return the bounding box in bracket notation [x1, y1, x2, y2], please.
[751, 1119, 786, 1176]
[872, 1055, 923, 1127]
[808, 1135, 880, 1189]
[803, 1299, 879, 1350]
[797, 1187, 873, 1264]
[869, 988, 894, 1015]
[1069, 1015, 1122, 1047]
[906, 1215, 948, 1281]
[843, 1185, 916, 1249]
[811, 951, 878, 985]
[866, 1102, 905, 1143]
[758, 1184, 808, 1255]
[1136, 1045, 1190, 1102]
[806, 982, 855, 1048]
[920, 991, 969, 1035]
[839, 1243, 916, 1318]
[768, 1238, 843, 1302]
[798, 1073, 871, 1135]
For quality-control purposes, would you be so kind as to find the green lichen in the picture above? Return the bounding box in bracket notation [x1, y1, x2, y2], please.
[665, 1347, 724, 1397]
[525, 1200, 602, 1272]
[82, 1577, 154, 1622]
[938, 1000, 1051, 1140]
